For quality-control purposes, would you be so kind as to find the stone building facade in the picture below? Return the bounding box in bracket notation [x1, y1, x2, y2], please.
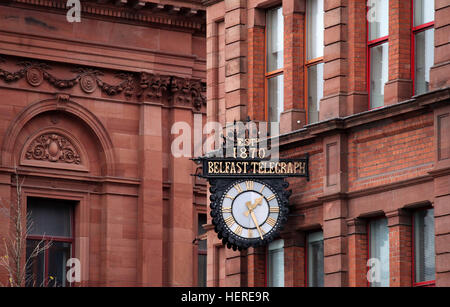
[0, 0, 207, 286]
[204, 0, 450, 287]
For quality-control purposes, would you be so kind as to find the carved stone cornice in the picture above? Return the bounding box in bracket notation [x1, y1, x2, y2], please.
[170, 76, 206, 110]
[0, 55, 206, 110]
[7, 0, 206, 33]
[137, 72, 171, 100]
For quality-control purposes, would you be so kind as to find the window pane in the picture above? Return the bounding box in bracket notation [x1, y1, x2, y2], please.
[369, 218, 389, 287]
[307, 0, 324, 60]
[268, 239, 284, 287]
[47, 242, 72, 287]
[266, 7, 284, 72]
[308, 63, 324, 124]
[370, 43, 389, 108]
[307, 231, 324, 287]
[368, 0, 389, 41]
[26, 240, 45, 287]
[414, 0, 435, 27]
[268, 74, 284, 123]
[415, 29, 434, 96]
[198, 254, 207, 287]
[414, 209, 435, 283]
[27, 198, 72, 237]
[198, 214, 206, 236]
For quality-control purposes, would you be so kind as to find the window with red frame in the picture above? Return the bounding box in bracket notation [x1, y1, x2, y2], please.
[265, 6, 284, 124]
[412, 0, 435, 96]
[367, 0, 389, 109]
[413, 208, 435, 287]
[306, 0, 324, 124]
[25, 197, 75, 287]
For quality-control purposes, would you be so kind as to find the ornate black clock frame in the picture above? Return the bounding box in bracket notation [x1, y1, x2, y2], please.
[193, 122, 309, 251]
[209, 177, 292, 250]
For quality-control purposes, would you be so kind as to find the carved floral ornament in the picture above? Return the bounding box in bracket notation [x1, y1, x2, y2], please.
[25, 133, 81, 165]
[0, 56, 206, 110]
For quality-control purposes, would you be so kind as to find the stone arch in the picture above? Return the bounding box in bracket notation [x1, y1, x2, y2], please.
[1, 97, 116, 176]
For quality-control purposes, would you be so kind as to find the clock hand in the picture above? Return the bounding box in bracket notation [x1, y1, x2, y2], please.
[244, 196, 264, 217]
[250, 211, 264, 240]
[244, 201, 264, 240]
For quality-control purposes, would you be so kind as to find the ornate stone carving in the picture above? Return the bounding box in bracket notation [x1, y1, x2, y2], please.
[170, 77, 206, 110]
[80, 74, 97, 93]
[137, 72, 171, 99]
[25, 133, 81, 165]
[26, 67, 44, 87]
[0, 55, 205, 110]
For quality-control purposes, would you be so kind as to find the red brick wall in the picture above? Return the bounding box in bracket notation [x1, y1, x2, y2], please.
[204, 0, 450, 288]
[348, 113, 434, 192]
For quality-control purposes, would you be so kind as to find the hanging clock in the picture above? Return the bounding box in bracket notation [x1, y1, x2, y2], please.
[209, 178, 291, 250]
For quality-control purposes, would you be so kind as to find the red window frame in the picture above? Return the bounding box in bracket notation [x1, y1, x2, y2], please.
[305, 0, 324, 124]
[366, 1, 389, 110]
[411, 0, 435, 96]
[26, 199, 75, 287]
[411, 206, 436, 287]
[264, 5, 284, 122]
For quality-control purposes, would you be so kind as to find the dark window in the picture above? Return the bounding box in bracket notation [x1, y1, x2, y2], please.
[197, 213, 207, 287]
[26, 197, 74, 287]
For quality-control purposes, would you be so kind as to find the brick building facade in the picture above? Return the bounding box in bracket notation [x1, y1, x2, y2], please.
[204, 0, 450, 287]
[0, 0, 207, 286]
[0, 0, 448, 288]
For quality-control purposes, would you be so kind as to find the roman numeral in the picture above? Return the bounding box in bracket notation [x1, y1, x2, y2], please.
[234, 184, 243, 194]
[267, 194, 276, 202]
[225, 195, 235, 201]
[222, 207, 232, 213]
[234, 225, 243, 236]
[269, 207, 280, 213]
[266, 217, 277, 227]
[259, 185, 265, 193]
[248, 229, 253, 238]
[245, 181, 254, 190]
[224, 216, 235, 227]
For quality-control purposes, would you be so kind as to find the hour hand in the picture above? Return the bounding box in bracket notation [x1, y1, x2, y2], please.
[244, 196, 264, 217]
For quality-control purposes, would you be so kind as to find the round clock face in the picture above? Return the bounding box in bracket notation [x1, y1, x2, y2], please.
[219, 180, 283, 245]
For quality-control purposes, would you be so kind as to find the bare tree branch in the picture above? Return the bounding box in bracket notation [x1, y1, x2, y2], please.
[0, 169, 52, 287]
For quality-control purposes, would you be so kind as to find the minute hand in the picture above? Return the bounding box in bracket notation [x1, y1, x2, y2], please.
[250, 211, 264, 240]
